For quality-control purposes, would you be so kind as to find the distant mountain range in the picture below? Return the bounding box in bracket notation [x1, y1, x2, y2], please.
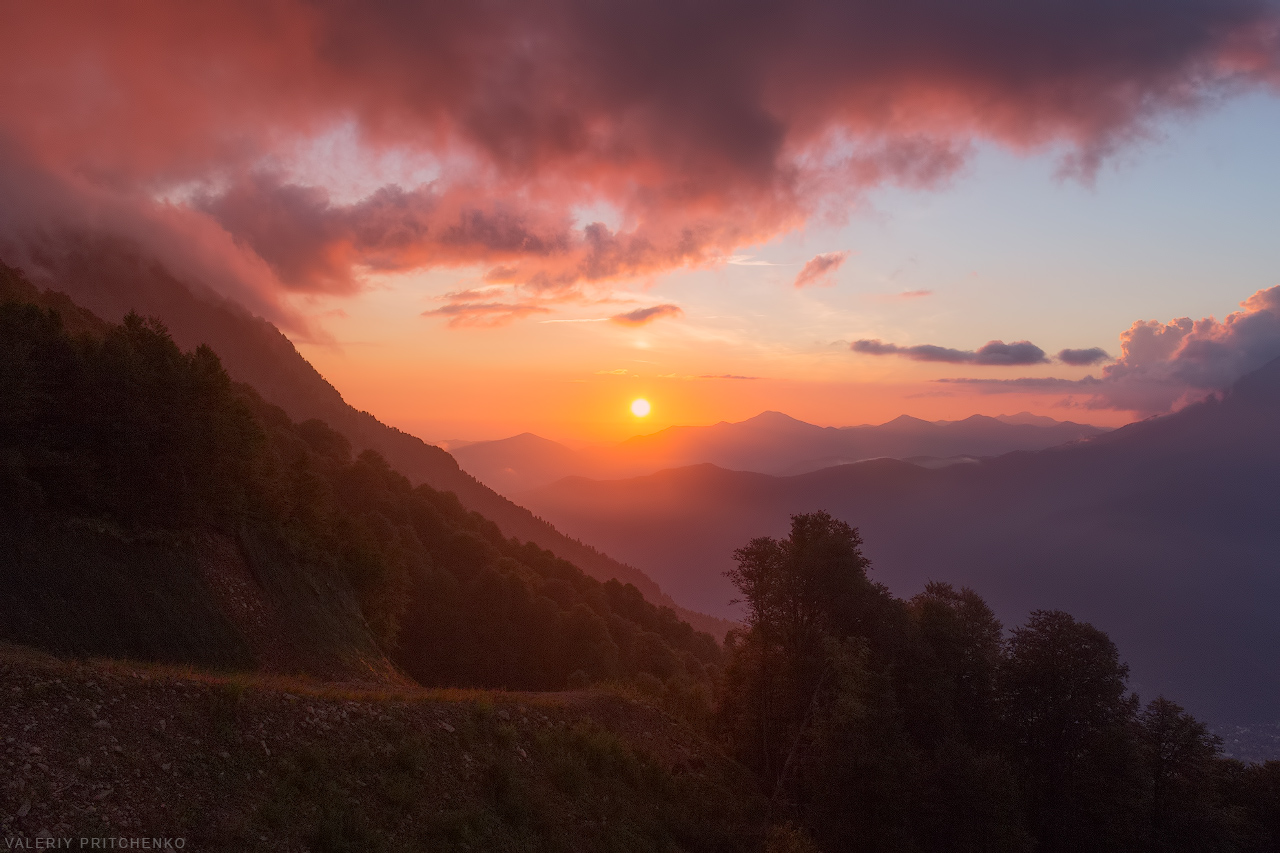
[452, 410, 1110, 495]
[520, 358, 1280, 725]
[5, 239, 732, 640]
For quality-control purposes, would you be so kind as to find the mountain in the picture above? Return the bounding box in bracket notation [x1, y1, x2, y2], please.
[453, 432, 597, 495]
[452, 409, 1109, 495]
[0, 284, 724, 699]
[521, 359, 1280, 724]
[616, 410, 1108, 476]
[2, 242, 731, 640]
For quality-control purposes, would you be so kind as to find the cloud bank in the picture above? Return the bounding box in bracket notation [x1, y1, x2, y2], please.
[0, 0, 1277, 320]
[938, 286, 1280, 413]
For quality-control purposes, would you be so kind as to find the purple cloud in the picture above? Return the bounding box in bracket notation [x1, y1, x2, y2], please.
[852, 339, 1050, 366]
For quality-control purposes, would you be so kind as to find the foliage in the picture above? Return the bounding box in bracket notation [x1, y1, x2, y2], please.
[720, 511, 1280, 853]
[0, 292, 719, 701]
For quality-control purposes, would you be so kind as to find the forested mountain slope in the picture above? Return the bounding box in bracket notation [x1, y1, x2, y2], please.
[0, 246, 730, 640]
[0, 286, 721, 703]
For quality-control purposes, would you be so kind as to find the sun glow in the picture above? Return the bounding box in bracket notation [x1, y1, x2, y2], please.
[630, 398, 651, 417]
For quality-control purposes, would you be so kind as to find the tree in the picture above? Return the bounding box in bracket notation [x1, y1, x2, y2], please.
[722, 511, 874, 783]
[1000, 610, 1140, 852]
[1137, 697, 1235, 851]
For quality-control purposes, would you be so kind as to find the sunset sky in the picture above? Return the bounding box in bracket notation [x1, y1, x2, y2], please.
[4, 1, 1280, 442]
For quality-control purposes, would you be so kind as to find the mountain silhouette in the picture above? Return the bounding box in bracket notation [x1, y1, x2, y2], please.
[452, 408, 1107, 494]
[5, 239, 732, 639]
[523, 359, 1280, 724]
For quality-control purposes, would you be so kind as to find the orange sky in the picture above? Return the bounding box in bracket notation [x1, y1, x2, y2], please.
[296, 267, 1138, 444]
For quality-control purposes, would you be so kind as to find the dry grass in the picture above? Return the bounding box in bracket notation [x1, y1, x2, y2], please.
[0, 644, 767, 852]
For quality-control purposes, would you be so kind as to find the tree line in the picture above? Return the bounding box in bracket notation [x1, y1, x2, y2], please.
[717, 511, 1280, 852]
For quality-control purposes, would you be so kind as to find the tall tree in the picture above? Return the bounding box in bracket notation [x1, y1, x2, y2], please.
[1000, 610, 1141, 852]
[723, 511, 876, 783]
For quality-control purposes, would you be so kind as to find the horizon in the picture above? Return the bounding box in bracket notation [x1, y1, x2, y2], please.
[429, 407, 1116, 449]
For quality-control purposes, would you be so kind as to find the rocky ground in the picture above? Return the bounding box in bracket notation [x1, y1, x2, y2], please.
[0, 644, 766, 852]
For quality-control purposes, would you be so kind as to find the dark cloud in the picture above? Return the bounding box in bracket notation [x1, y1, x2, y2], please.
[794, 251, 850, 288]
[1057, 346, 1111, 366]
[611, 304, 684, 326]
[934, 286, 1280, 413]
[0, 0, 1274, 308]
[852, 339, 1050, 366]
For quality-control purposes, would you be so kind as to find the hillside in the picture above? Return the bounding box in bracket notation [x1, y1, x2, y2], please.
[0, 287, 723, 709]
[0, 644, 765, 851]
[0, 248, 731, 641]
[522, 358, 1280, 725]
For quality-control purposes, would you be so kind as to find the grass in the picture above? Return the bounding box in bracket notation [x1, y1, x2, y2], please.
[0, 643, 770, 851]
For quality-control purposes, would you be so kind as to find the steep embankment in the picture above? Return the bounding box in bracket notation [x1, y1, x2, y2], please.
[0, 645, 766, 852]
[3, 247, 731, 639]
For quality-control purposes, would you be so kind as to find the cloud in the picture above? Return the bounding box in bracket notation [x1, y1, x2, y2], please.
[421, 301, 551, 327]
[899, 289, 932, 299]
[610, 304, 684, 326]
[794, 251, 851, 288]
[0, 0, 1272, 318]
[935, 286, 1280, 413]
[595, 368, 630, 375]
[1057, 346, 1111, 366]
[727, 255, 786, 266]
[697, 374, 761, 380]
[852, 338, 1050, 366]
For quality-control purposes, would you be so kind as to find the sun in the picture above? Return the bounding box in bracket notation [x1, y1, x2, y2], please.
[630, 398, 651, 417]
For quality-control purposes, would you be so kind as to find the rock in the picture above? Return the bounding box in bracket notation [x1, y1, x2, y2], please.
[92, 720, 110, 729]
[16, 800, 31, 817]
[438, 721, 455, 733]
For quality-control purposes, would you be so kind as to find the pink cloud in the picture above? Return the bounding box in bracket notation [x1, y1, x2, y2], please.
[0, 0, 1276, 314]
[422, 301, 551, 328]
[935, 286, 1280, 413]
[794, 251, 851, 288]
[610, 304, 684, 326]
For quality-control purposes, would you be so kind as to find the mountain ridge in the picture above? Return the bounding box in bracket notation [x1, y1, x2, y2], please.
[452, 406, 1110, 494]
[2, 243, 732, 640]
[520, 358, 1280, 723]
